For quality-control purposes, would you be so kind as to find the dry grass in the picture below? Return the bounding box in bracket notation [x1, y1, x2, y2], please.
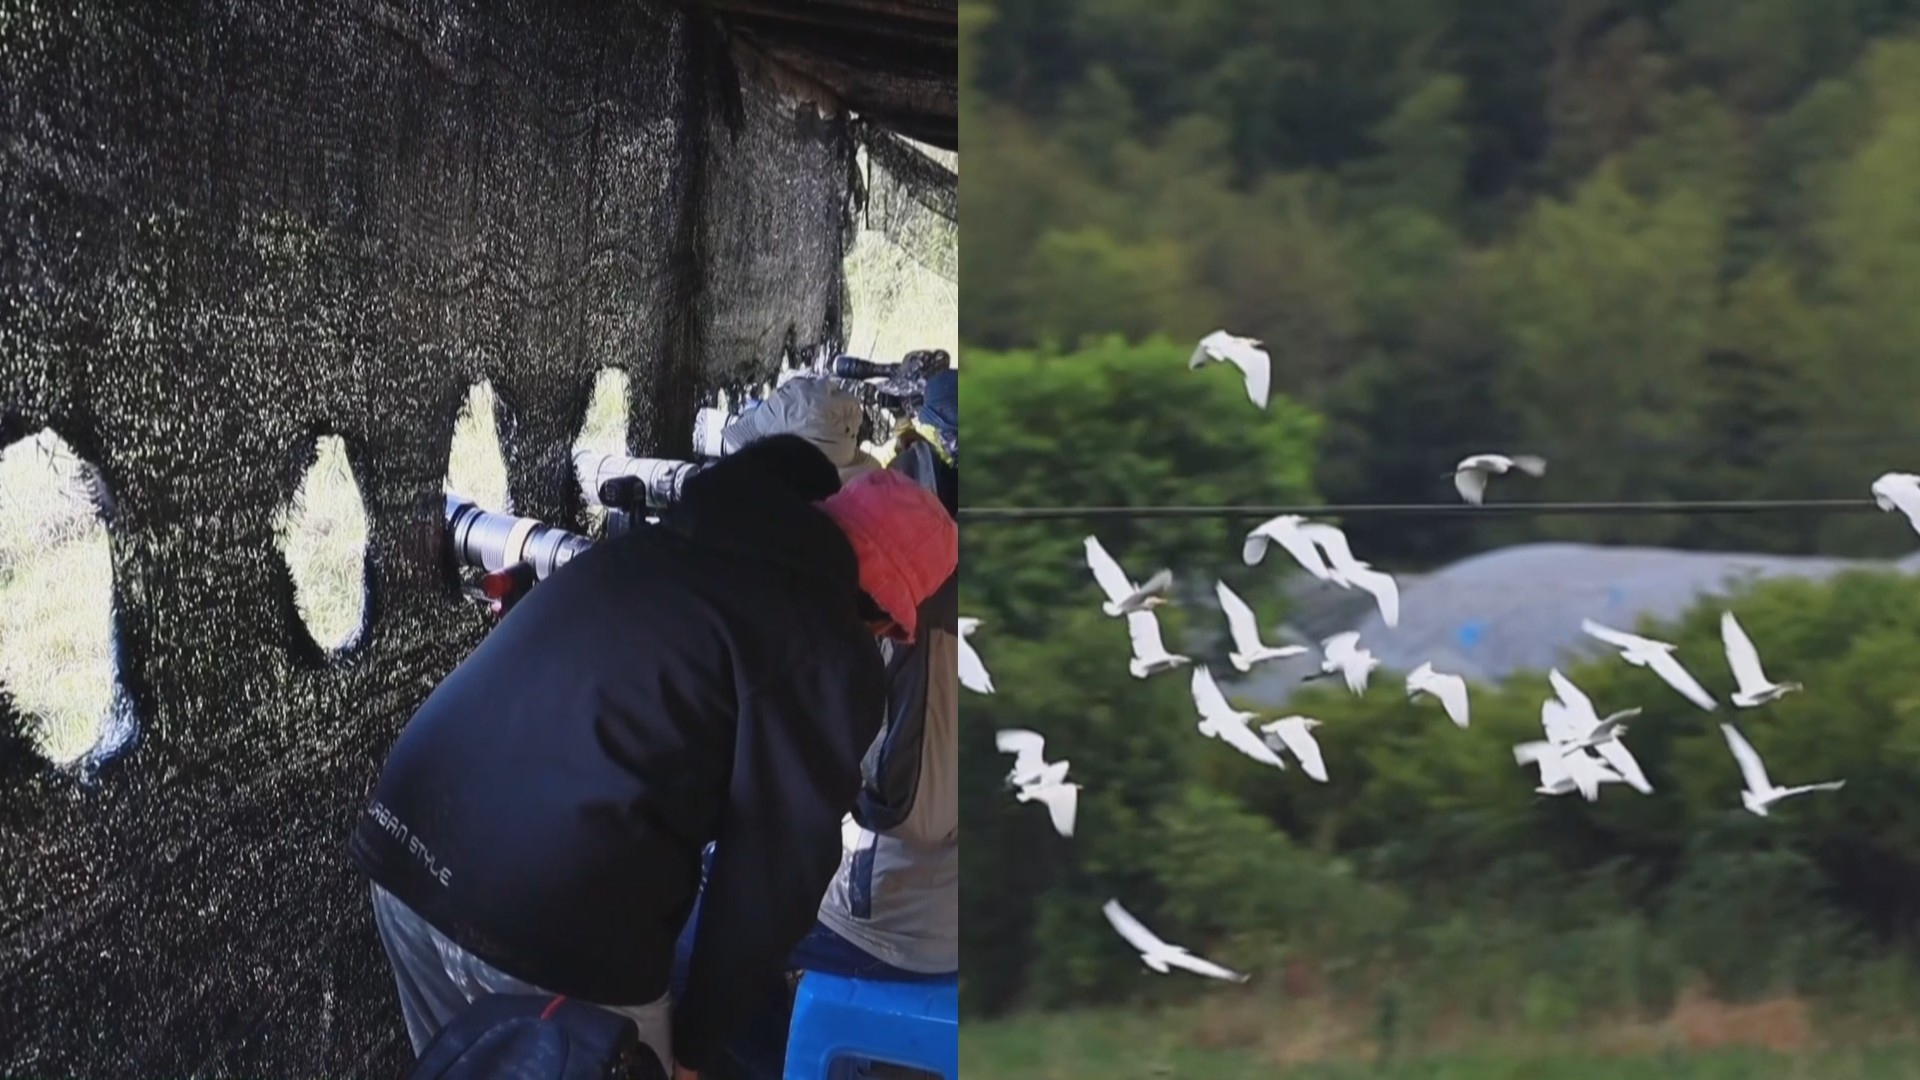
[275, 434, 370, 652]
[1667, 985, 1813, 1053]
[963, 988, 1916, 1079]
[1131, 983, 1829, 1066]
[845, 223, 957, 361]
[0, 433, 115, 764]
[0, 241, 947, 764]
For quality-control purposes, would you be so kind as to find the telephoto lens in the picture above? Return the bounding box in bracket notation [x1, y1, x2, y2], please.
[572, 450, 709, 511]
[443, 496, 594, 580]
[829, 355, 896, 382]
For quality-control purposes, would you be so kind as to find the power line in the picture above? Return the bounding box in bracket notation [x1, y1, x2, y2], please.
[960, 498, 1884, 523]
[1325, 429, 1920, 459]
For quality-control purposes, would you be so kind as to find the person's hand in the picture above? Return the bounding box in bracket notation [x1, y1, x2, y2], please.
[672, 1063, 699, 1080]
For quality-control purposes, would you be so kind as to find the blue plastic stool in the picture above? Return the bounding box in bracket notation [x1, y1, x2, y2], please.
[781, 972, 958, 1080]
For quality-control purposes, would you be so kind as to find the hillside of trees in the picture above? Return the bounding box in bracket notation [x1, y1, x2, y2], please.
[962, 0, 1920, 568]
[959, 2, 1920, 1057]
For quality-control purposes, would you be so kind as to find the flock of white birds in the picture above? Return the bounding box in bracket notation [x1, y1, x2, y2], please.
[956, 331, 1920, 986]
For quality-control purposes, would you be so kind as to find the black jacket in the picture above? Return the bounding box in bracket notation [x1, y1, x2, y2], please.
[348, 464, 886, 1072]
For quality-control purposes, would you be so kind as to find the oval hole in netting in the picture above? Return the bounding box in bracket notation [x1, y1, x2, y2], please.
[274, 434, 368, 653]
[572, 368, 630, 531]
[0, 430, 120, 765]
[445, 379, 510, 512]
[574, 368, 630, 458]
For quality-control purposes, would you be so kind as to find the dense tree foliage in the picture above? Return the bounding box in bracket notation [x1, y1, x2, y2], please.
[963, 0, 1920, 567]
[960, 3, 1920, 1038]
[963, 340, 1322, 1009]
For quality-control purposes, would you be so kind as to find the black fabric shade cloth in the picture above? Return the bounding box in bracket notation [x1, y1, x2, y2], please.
[700, 0, 957, 151]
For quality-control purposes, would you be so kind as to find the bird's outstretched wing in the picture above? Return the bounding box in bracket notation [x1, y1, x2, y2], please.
[1165, 950, 1251, 983]
[1453, 468, 1489, 505]
[996, 728, 1047, 772]
[1262, 718, 1327, 781]
[1548, 668, 1596, 718]
[1084, 535, 1135, 604]
[1190, 665, 1235, 724]
[1871, 472, 1920, 530]
[1342, 656, 1373, 695]
[1128, 609, 1172, 662]
[1516, 740, 1571, 790]
[1225, 342, 1271, 410]
[1513, 740, 1553, 766]
[1581, 618, 1645, 651]
[1647, 651, 1718, 711]
[1298, 523, 1356, 574]
[1721, 723, 1773, 793]
[1511, 455, 1548, 477]
[1031, 760, 1072, 787]
[1023, 784, 1078, 837]
[1200, 332, 1271, 410]
[1410, 666, 1470, 728]
[1240, 516, 1288, 567]
[1778, 780, 1846, 799]
[1102, 899, 1168, 956]
[1561, 750, 1617, 801]
[1540, 699, 1581, 745]
[1345, 564, 1399, 628]
[1215, 581, 1265, 655]
[1593, 739, 1653, 794]
[1720, 610, 1769, 697]
[1217, 717, 1287, 768]
[1322, 631, 1360, 662]
[1246, 517, 1333, 579]
[958, 634, 995, 694]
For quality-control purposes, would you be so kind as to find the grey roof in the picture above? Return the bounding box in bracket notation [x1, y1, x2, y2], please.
[1231, 541, 1920, 707]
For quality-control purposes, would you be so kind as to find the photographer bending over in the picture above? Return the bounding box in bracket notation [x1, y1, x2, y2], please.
[349, 434, 958, 1080]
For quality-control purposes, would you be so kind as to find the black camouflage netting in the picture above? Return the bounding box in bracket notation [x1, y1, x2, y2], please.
[0, 1, 948, 1074]
[856, 124, 956, 285]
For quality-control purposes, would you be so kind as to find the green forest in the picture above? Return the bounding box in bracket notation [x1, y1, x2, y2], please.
[962, 0, 1920, 565]
[960, 1, 1920, 1073]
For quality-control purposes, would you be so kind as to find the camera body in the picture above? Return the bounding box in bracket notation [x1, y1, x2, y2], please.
[823, 349, 947, 446]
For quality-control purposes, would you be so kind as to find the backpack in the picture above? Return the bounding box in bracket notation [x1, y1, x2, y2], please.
[406, 993, 666, 1080]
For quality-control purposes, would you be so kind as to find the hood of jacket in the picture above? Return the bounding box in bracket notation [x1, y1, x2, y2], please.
[659, 455, 860, 600]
